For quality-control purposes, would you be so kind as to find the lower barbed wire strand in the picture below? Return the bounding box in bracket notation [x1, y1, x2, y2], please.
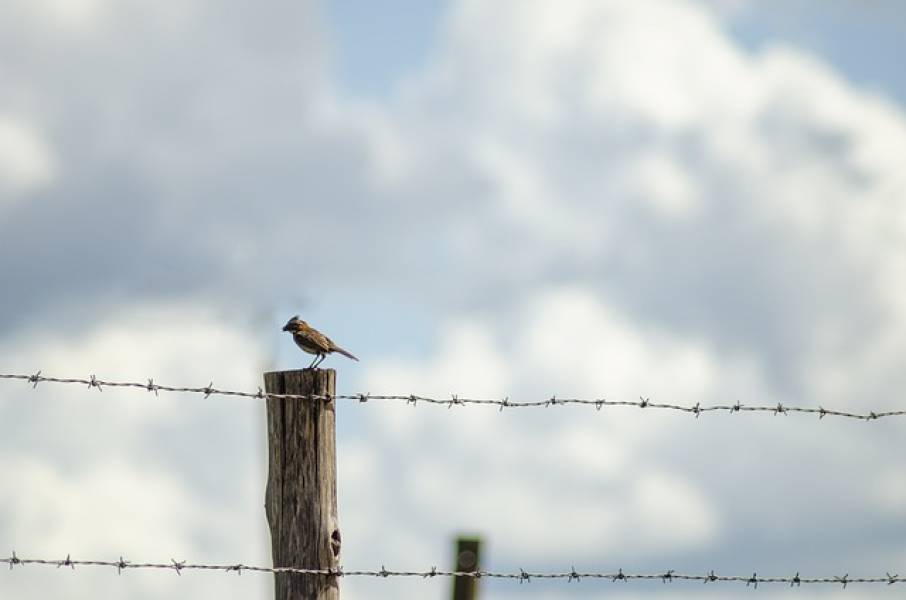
[0, 556, 902, 586]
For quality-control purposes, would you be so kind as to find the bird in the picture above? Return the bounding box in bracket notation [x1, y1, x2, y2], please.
[282, 315, 358, 369]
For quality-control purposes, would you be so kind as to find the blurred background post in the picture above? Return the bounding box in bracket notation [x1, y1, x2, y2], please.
[451, 536, 482, 600]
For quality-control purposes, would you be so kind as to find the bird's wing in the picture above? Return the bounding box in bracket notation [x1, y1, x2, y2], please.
[307, 328, 334, 353]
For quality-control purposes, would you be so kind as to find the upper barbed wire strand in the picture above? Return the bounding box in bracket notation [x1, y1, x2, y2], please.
[1, 372, 904, 420]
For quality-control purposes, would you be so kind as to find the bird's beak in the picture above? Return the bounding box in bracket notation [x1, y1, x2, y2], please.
[282, 323, 292, 332]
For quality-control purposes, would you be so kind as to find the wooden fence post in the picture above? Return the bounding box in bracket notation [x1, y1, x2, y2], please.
[451, 536, 482, 600]
[264, 368, 341, 600]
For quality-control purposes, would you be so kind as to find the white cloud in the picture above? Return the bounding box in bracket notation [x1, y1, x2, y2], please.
[362, 322, 511, 438]
[628, 471, 718, 549]
[22, 0, 110, 30]
[872, 466, 906, 517]
[375, 0, 906, 413]
[630, 152, 702, 218]
[0, 453, 267, 599]
[3, 302, 263, 425]
[519, 289, 722, 401]
[0, 301, 270, 598]
[0, 116, 55, 196]
[6, 0, 906, 599]
[6, 0, 106, 34]
[350, 289, 729, 571]
[1, 457, 204, 556]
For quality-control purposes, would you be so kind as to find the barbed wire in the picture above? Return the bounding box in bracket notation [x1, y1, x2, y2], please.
[2, 371, 904, 421]
[0, 553, 901, 588]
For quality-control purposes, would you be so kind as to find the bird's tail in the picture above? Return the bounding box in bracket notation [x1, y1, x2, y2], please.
[332, 345, 359, 361]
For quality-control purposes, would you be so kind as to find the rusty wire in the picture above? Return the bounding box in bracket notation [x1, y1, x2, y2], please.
[0, 554, 901, 588]
[1, 371, 903, 420]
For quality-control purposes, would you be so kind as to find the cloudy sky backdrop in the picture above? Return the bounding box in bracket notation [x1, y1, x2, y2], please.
[3, 0, 906, 598]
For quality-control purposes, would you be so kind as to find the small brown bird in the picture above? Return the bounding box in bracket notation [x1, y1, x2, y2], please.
[282, 315, 358, 368]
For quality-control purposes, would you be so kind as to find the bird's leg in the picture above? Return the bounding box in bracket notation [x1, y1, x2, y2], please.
[308, 354, 318, 369]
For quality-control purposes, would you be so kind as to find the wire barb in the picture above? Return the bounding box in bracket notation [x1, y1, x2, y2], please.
[747, 572, 758, 589]
[171, 559, 185, 575]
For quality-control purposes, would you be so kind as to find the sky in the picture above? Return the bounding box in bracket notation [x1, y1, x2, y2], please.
[2, 0, 906, 598]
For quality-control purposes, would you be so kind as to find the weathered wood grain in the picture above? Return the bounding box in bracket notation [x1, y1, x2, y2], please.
[264, 369, 340, 600]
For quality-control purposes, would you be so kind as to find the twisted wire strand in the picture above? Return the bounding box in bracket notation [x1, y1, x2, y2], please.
[1, 554, 901, 587]
[1, 372, 903, 420]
